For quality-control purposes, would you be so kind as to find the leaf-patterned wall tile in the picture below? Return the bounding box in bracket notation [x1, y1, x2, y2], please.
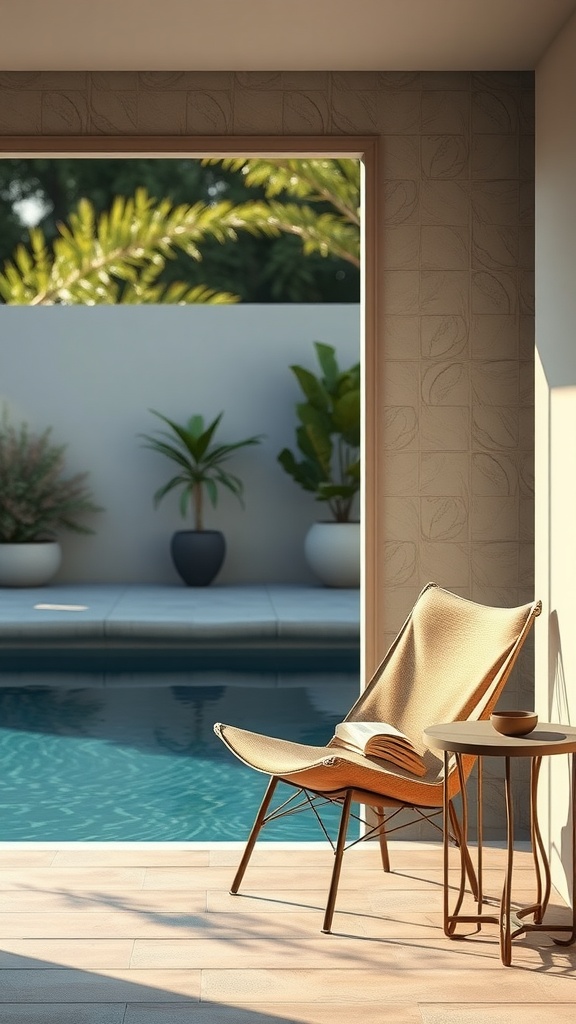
[331, 89, 377, 133]
[421, 226, 469, 271]
[234, 72, 283, 90]
[0, 91, 41, 132]
[472, 453, 519, 496]
[383, 316, 420, 358]
[375, 90, 421, 134]
[471, 496, 518, 541]
[420, 406, 470, 451]
[139, 72, 189, 91]
[283, 92, 330, 134]
[381, 226, 420, 269]
[384, 361, 420, 406]
[381, 271, 420, 314]
[90, 72, 138, 91]
[518, 542, 534, 587]
[420, 181, 470, 225]
[420, 541, 470, 587]
[420, 271, 470, 316]
[471, 361, 519, 406]
[421, 362, 469, 406]
[381, 181, 419, 225]
[383, 453, 419, 494]
[471, 182, 520, 225]
[186, 92, 233, 134]
[472, 89, 519, 134]
[381, 407, 419, 450]
[520, 497, 534, 542]
[232, 89, 284, 134]
[90, 92, 138, 134]
[378, 72, 421, 89]
[519, 134, 535, 182]
[518, 451, 534, 495]
[470, 314, 519, 359]
[472, 407, 519, 450]
[421, 452, 470, 496]
[282, 72, 329, 90]
[332, 72, 380, 91]
[380, 136, 420, 180]
[41, 92, 89, 134]
[382, 497, 420, 541]
[519, 407, 534, 449]
[519, 181, 534, 225]
[519, 360, 535, 407]
[473, 71, 522, 92]
[421, 91, 470, 134]
[472, 271, 518, 314]
[519, 87, 535, 134]
[0, 72, 43, 90]
[471, 134, 519, 180]
[421, 497, 468, 541]
[519, 315, 534, 358]
[420, 316, 469, 359]
[36, 72, 89, 90]
[421, 135, 469, 179]
[380, 587, 423, 637]
[181, 72, 234, 90]
[471, 541, 518, 586]
[421, 72, 471, 91]
[519, 270, 534, 315]
[136, 92, 187, 133]
[381, 541, 418, 585]
[519, 224, 534, 269]
[472, 224, 518, 270]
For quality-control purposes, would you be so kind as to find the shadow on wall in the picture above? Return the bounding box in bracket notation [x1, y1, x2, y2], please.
[548, 610, 571, 724]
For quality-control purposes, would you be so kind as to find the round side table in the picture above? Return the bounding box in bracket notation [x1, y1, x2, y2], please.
[423, 719, 576, 966]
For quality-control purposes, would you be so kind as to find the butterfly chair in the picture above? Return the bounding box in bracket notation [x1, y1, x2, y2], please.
[214, 583, 541, 933]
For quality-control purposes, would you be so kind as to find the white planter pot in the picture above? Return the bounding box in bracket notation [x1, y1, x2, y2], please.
[304, 522, 360, 588]
[0, 541, 62, 587]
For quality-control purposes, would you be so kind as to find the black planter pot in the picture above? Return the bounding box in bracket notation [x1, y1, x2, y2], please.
[170, 530, 226, 587]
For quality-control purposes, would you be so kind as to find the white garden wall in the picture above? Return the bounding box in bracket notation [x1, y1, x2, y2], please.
[0, 304, 360, 585]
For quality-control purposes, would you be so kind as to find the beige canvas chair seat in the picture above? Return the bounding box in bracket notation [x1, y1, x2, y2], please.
[214, 583, 541, 933]
[215, 724, 454, 807]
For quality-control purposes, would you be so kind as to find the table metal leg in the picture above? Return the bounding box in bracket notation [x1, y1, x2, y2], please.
[443, 753, 493, 938]
[499, 756, 514, 966]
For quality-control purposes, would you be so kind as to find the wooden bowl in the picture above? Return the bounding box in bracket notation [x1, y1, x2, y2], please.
[490, 710, 538, 737]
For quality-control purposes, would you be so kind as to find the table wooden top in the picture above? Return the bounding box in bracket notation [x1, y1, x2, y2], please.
[423, 719, 576, 757]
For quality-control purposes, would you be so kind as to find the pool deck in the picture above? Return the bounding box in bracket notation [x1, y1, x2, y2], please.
[0, 584, 360, 653]
[0, 841, 572, 1022]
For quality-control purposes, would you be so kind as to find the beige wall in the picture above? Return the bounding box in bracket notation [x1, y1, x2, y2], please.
[0, 71, 535, 838]
[536, 11, 576, 903]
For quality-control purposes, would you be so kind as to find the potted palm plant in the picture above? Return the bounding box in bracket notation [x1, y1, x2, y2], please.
[140, 410, 263, 586]
[0, 412, 102, 586]
[278, 342, 360, 587]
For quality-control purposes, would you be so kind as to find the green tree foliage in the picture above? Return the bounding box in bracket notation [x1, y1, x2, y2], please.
[204, 157, 361, 267]
[0, 158, 360, 303]
[0, 188, 270, 305]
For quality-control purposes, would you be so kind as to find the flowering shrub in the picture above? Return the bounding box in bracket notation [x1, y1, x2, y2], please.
[0, 413, 101, 542]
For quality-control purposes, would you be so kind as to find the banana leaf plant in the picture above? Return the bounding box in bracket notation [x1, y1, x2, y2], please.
[140, 411, 263, 531]
[278, 342, 360, 523]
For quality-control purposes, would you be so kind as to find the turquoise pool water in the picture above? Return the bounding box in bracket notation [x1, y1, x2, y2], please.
[0, 651, 359, 842]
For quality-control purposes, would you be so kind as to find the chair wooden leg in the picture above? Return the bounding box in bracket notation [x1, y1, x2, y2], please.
[230, 776, 279, 895]
[322, 790, 353, 934]
[375, 805, 391, 872]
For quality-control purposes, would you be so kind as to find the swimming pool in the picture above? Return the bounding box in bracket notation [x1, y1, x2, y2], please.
[0, 650, 359, 842]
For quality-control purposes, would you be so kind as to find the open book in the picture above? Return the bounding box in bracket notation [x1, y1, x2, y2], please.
[332, 721, 427, 776]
